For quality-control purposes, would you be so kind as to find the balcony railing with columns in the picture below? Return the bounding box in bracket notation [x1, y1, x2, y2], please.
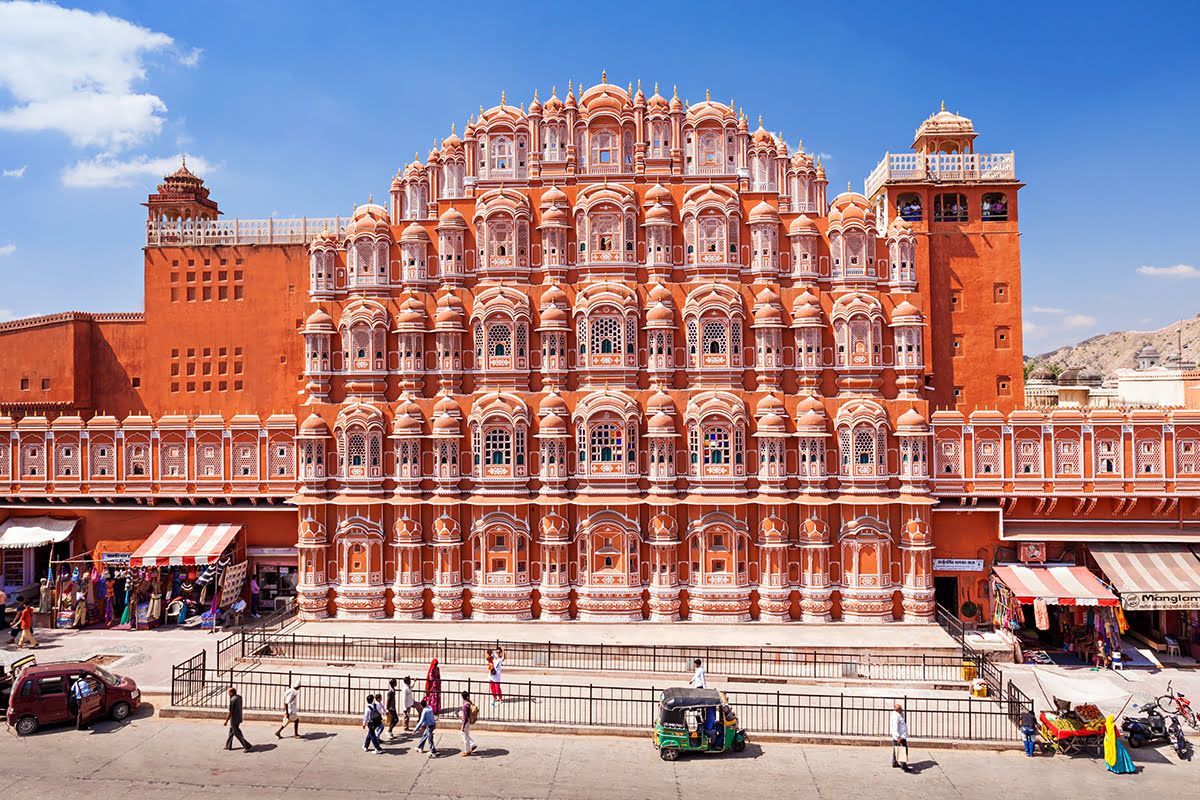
[146, 216, 350, 247]
[865, 152, 1016, 198]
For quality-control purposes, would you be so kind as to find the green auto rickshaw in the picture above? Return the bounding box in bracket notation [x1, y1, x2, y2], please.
[654, 687, 748, 761]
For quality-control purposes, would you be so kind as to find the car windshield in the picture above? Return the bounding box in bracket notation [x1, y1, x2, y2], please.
[91, 665, 121, 687]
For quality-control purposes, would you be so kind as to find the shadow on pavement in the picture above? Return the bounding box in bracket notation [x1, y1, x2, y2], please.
[908, 759, 937, 773]
[472, 747, 509, 759]
[298, 731, 336, 741]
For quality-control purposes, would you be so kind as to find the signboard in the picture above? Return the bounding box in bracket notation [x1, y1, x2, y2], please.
[100, 552, 131, 565]
[933, 559, 984, 572]
[1121, 592, 1200, 611]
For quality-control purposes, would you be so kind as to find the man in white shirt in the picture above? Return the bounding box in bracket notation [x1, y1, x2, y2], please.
[275, 681, 301, 738]
[690, 659, 706, 688]
[890, 703, 910, 772]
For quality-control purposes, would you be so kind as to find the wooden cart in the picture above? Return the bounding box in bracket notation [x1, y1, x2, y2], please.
[1038, 700, 1105, 756]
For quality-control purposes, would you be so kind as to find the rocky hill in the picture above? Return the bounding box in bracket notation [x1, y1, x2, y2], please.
[1026, 315, 1200, 377]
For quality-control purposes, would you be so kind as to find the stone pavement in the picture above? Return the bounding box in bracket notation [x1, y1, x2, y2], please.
[0, 713, 1194, 799]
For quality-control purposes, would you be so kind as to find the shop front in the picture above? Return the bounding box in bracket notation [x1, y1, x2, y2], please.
[991, 563, 1121, 667]
[247, 547, 298, 613]
[1089, 542, 1200, 660]
[126, 523, 247, 629]
[0, 516, 78, 606]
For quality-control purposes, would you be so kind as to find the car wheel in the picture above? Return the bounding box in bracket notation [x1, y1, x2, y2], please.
[732, 738, 746, 753]
[15, 716, 38, 736]
[660, 747, 679, 762]
[111, 702, 131, 722]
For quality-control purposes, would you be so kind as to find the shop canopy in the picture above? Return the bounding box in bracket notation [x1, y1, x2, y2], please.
[0, 516, 78, 549]
[1089, 543, 1200, 611]
[130, 523, 242, 567]
[992, 564, 1119, 607]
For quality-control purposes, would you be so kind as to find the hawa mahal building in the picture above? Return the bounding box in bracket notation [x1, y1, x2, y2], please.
[2, 78, 1198, 627]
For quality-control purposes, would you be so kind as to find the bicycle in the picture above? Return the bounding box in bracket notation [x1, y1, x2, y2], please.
[1157, 681, 1198, 730]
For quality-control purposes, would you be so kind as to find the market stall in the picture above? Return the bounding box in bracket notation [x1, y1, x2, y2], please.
[129, 523, 246, 630]
[0, 517, 78, 602]
[991, 564, 1122, 666]
[1089, 542, 1200, 658]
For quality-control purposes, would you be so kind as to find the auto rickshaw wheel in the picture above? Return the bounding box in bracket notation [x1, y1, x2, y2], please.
[660, 746, 679, 762]
[111, 702, 131, 722]
[732, 738, 746, 753]
[15, 716, 38, 736]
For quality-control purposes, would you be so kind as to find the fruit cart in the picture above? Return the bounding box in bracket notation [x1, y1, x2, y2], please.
[1038, 698, 1105, 755]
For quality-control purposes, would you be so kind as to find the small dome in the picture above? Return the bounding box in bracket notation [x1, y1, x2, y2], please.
[788, 214, 819, 236]
[540, 205, 569, 228]
[647, 301, 674, 324]
[648, 412, 676, 434]
[1058, 366, 1083, 385]
[539, 392, 568, 416]
[539, 412, 568, 435]
[888, 214, 914, 236]
[645, 183, 673, 205]
[304, 307, 335, 332]
[797, 395, 825, 415]
[796, 410, 826, 431]
[433, 412, 459, 434]
[400, 222, 429, 242]
[437, 206, 467, 229]
[648, 282, 673, 304]
[749, 200, 781, 225]
[756, 394, 786, 416]
[757, 413, 787, 434]
[1078, 368, 1103, 385]
[896, 408, 926, 429]
[754, 302, 783, 326]
[393, 414, 422, 435]
[299, 413, 330, 436]
[648, 388, 675, 415]
[1027, 367, 1055, 383]
[540, 305, 568, 324]
[541, 185, 568, 207]
[434, 394, 460, 416]
[751, 124, 775, 147]
[645, 201, 673, 224]
[647, 87, 669, 111]
[397, 296, 426, 327]
[891, 300, 922, 324]
[541, 282, 568, 306]
[791, 290, 823, 323]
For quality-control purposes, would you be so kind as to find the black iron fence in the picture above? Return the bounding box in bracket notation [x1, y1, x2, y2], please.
[218, 629, 972, 685]
[170, 658, 1025, 742]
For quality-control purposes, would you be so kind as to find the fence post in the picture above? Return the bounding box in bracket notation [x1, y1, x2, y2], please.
[599, 643, 604, 673]
[776, 690, 780, 732]
[528, 681, 533, 722]
[839, 692, 844, 735]
[760, 648, 764, 676]
[342, 634, 346, 661]
[589, 684, 594, 726]
[652, 645, 657, 674]
[444, 637, 448, 665]
[348, 672, 353, 715]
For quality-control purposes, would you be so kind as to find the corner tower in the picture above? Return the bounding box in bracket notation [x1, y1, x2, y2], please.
[865, 105, 1024, 412]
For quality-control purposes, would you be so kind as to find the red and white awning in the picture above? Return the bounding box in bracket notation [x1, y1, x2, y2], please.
[992, 564, 1118, 607]
[130, 523, 242, 567]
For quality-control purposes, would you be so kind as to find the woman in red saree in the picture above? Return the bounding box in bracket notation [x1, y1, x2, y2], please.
[423, 658, 441, 714]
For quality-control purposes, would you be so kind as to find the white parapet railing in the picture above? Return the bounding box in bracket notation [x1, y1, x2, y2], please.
[146, 216, 351, 247]
[864, 152, 1015, 198]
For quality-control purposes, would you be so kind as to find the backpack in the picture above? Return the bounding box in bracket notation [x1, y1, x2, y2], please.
[368, 706, 383, 728]
[467, 702, 479, 724]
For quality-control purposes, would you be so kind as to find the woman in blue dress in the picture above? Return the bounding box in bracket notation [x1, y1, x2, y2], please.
[1104, 715, 1136, 774]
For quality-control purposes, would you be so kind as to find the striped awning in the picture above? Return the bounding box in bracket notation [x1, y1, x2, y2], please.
[992, 564, 1118, 607]
[130, 523, 242, 566]
[1090, 543, 1200, 610]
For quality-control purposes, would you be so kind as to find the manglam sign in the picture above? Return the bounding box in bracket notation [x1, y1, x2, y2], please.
[1121, 592, 1200, 611]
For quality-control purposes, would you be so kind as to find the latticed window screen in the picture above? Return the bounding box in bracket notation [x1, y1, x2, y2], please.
[20, 443, 44, 477]
[1135, 439, 1161, 474]
[1179, 440, 1200, 474]
[161, 438, 186, 477]
[702, 321, 726, 355]
[515, 324, 527, 358]
[853, 429, 877, 475]
[974, 439, 1000, 475]
[89, 440, 115, 477]
[703, 426, 730, 465]
[56, 442, 79, 477]
[369, 437, 382, 472]
[488, 324, 511, 356]
[589, 317, 621, 356]
[1055, 439, 1080, 474]
[484, 428, 512, 465]
[233, 443, 258, 478]
[686, 320, 698, 363]
[1095, 439, 1121, 475]
[196, 440, 222, 478]
[936, 440, 961, 475]
[474, 324, 484, 358]
[625, 317, 637, 355]
[589, 423, 623, 463]
[689, 428, 700, 471]
[0, 443, 8, 477]
[1015, 439, 1041, 475]
[347, 434, 366, 469]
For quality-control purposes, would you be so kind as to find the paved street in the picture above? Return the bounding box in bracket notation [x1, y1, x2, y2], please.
[0, 712, 1193, 799]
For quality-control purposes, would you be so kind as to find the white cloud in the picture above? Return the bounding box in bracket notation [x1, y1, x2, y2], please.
[1137, 264, 1199, 279]
[1030, 306, 1067, 314]
[1022, 319, 1039, 334]
[61, 152, 215, 188]
[1064, 313, 1097, 329]
[0, 1, 197, 150]
[0, 243, 15, 256]
[3, 165, 27, 178]
[0, 309, 15, 322]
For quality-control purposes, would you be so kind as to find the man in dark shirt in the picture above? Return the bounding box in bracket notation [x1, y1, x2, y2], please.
[223, 686, 253, 751]
[1019, 709, 1038, 757]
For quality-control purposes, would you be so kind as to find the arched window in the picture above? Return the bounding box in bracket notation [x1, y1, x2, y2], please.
[590, 423, 623, 463]
[982, 192, 1008, 221]
[490, 136, 512, 175]
[484, 428, 512, 466]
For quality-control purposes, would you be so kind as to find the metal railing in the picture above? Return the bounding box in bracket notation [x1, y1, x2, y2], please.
[146, 216, 349, 247]
[218, 629, 970, 684]
[170, 659, 1024, 742]
[865, 151, 1016, 197]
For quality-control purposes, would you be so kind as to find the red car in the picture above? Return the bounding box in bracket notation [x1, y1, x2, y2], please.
[5, 661, 141, 735]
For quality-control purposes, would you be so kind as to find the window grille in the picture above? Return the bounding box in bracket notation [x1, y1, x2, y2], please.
[589, 423, 624, 464]
[1095, 439, 1120, 475]
[702, 321, 726, 355]
[484, 428, 512, 466]
[1055, 439, 1080, 475]
[161, 438, 186, 478]
[1136, 439, 1161, 475]
[590, 317, 621, 356]
[196, 440, 222, 478]
[974, 439, 1000, 475]
[57, 442, 80, 477]
[1015, 439, 1041, 475]
[1178, 440, 1200, 474]
[936, 440, 961, 476]
[233, 443, 258, 478]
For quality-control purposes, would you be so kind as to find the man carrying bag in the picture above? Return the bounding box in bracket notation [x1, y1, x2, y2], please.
[890, 703, 911, 772]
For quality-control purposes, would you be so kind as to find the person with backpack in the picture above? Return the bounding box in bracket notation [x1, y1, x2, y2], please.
[361, 693, 384, 753]
[460, 691, 479, 756]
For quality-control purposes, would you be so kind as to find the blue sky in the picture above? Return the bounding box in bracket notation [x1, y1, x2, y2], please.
[1, 0, 1197, 354]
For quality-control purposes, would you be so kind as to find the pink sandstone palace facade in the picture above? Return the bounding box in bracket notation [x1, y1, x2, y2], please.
[2, 78, 1198, 627]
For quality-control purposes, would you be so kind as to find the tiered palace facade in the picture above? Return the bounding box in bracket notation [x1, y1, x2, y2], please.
[2, 79, 1196, 622]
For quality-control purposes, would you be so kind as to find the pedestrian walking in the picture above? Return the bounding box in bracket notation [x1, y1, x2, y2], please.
[362, 693, 385, 753]
[413, 699, 439, 757]
[0, 587, 8, 629]
[890, 703, 910, 772]
[224, 687, 253, 752]
[690, 658, 706, 688]
[15, 600, 37, 649]
[1020, 708, 1037, 757]
[488, 647, 504, 705]
[401, 675, 415, 731]
[7, 597, 21, 644]
[1103, 714, 1135, 774]
[249, 577, 261, 618]
[423, 658, 442, 714]
[386, 678, 400, 738]
[460, 691, 478, 756]
[274, 680, 301, 738]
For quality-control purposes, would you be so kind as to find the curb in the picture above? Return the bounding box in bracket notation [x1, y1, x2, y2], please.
[156, 705, 1021, 751]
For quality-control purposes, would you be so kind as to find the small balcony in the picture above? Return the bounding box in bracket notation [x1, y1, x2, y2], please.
[865, 152, 1015, 198]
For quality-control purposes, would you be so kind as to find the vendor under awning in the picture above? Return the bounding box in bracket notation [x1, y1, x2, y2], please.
[130, 523, 243, 567]
[1089, 543, 1200, 611]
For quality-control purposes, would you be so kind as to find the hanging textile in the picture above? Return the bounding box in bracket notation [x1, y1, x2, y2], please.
[1034, 597, 1050, 630]
[1114, 604, 1129, 634]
